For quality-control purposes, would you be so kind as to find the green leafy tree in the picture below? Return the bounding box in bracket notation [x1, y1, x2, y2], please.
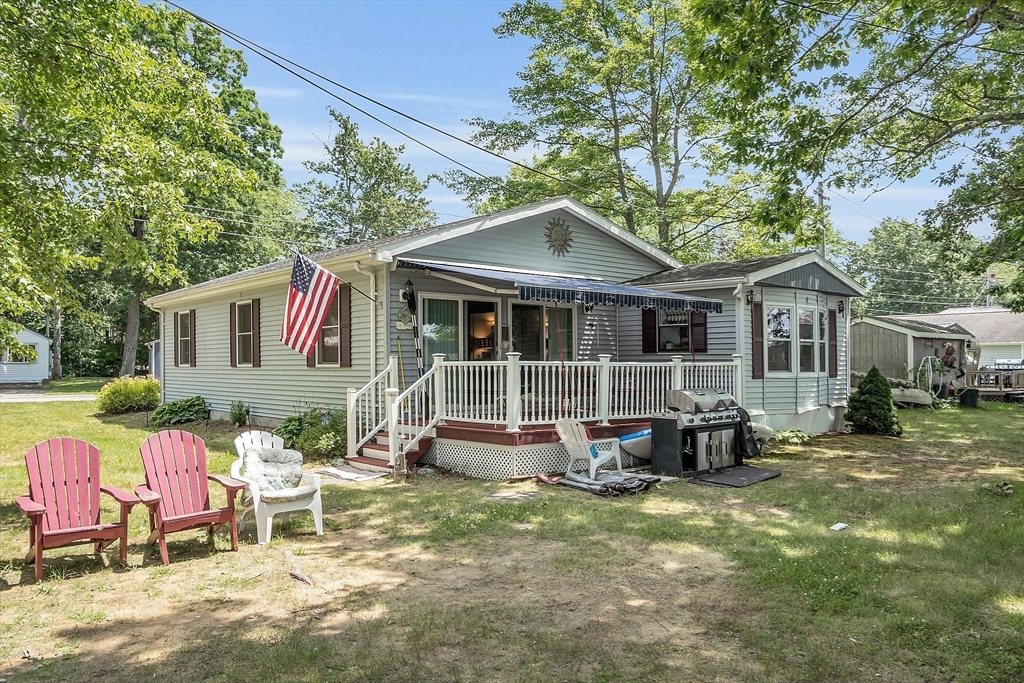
[442, 0, 817, 258]
[295, 108, 435, 246]
[847, 366, 903, 436]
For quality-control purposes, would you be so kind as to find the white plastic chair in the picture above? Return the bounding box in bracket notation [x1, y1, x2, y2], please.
[555, 418, 623, 479]
[231, 431, 324, 545]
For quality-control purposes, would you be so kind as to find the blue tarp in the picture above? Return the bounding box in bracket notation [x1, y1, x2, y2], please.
[399, 260, 723, 313]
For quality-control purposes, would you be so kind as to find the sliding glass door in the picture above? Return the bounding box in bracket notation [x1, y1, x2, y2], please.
[421, 298, 460, 366]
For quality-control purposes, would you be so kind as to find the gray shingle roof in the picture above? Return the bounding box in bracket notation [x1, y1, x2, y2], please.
[870, 316, 973, 338]
[893, 308, 1024, 344]
[626, 252, 807, 286]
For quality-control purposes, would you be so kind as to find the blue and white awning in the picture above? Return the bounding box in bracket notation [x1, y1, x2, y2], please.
[398, 260, 722, 313]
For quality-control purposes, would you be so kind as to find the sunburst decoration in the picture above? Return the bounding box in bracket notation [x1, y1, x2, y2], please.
[545, 217, 574, 257]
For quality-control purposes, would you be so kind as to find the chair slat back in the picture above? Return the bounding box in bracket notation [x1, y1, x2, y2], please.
[555, 419, 592, 460]
[25, 438, 102, 532]
[139, 431, 210, 519]
[233, 431, 284, 459]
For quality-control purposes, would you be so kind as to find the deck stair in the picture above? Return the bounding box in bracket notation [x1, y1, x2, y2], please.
[348, 432, 433, 472]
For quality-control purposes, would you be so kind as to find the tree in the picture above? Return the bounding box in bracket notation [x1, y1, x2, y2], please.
[683, 0, 1024, 306]
[0, 0, 252, 358]
[846, 219, 997, 317]
[442, 0, 817, 258]
[847, 366, 902, 436]
[295, 109, 435, 246]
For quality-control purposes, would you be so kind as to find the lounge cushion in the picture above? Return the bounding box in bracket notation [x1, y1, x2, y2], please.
[259, 484, 317, 503]
[242, 447, 304, 491]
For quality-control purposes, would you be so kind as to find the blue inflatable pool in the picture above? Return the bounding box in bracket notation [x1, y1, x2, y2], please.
[619, 429, 651, 460]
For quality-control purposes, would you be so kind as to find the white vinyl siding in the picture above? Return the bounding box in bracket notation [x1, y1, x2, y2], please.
[0, 329, 51, 384]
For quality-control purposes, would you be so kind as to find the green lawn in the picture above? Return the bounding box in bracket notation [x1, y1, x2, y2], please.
[45, 376, 112, 394]
[1, 401, 1022, 682]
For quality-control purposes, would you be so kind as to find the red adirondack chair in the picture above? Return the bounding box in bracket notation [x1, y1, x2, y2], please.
[17, 438, 139, 581]
[136, 430, 246, 565]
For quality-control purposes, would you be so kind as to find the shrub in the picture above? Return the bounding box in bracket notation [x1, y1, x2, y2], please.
[847, 366, 903, 436]
[153, 396, 209, 426]
[275, 407, 346, 461]
[97, 375, 161, 414]
[773, 429, 812, 445]
[229, 401, 250, 427]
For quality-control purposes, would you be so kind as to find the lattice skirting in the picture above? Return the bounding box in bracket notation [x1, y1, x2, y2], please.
[420, 439, 647, 481]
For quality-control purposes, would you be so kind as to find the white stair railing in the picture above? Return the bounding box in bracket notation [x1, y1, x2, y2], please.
[387, 357, 442, 473]
[347, 356, 398, 459]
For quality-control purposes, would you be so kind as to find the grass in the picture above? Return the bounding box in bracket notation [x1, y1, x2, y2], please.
[1, 400, 1022, 682]
[45, 376, 112, 394]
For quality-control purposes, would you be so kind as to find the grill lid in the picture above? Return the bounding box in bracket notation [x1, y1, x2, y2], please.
[666, 389, 739, 413]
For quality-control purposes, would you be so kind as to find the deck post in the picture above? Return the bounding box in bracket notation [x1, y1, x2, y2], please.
[388, 354, 399, 390]
[731, 353, 744, 401]
[505, 352, 522, 432]
[346, 387, 358, 458]
[385, 387, 400, 467]
[432, 354, 447, 424]
[671, 355, 684, 390]
[597, 354, 612, 425]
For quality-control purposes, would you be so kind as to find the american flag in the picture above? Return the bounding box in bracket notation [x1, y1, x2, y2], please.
[280, 254, 341, 357]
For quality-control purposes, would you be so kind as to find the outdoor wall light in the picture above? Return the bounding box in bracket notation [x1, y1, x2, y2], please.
[745, 289, 755, 305]
[838, 300, 846, 317]
[401, 279, 417, 314]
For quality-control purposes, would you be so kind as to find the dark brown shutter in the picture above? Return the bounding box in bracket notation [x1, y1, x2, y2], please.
[641, 308, 658, 354]
[828, 309, 838, 378]
[189, 309, 197, 367]
[751, 302, 764, 380]
[307, 347, 317, 368]
[690, 311, 708, 353]
[338, 283, 352, 368]
[229, 302, 237, 368]
[252, 298, 261, 368]
[173, 312, 180, 367]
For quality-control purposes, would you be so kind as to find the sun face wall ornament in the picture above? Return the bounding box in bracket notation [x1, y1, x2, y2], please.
[545, 217, 574, 257]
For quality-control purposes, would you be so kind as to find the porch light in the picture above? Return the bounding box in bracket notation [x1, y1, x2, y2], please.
[838, 300, 846, 317]
[745, 289, 755, 305]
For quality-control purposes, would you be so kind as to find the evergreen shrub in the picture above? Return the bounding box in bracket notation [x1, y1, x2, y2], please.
[275, 407, 346, 461]
[847, 366, 903, 436]
[97, 375, 160, 414]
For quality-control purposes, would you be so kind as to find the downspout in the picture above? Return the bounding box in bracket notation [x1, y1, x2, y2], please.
[733, 283, 744, 405]
[354, 261, 377, 379]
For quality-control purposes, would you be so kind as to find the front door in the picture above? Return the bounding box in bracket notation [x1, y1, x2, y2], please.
[465, 300, 497, 361]
[511, 304, 544, 361]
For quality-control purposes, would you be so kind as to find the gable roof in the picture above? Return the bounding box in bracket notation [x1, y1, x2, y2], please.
[855, 316, 973, 339]
[626, 251, 867, 296]
[14, 329, 51, 344]
[892, 307, 1024, 345]
[146, 197, 681, 307]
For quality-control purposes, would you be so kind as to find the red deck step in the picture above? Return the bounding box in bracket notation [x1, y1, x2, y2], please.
[359, 436, 432, 467]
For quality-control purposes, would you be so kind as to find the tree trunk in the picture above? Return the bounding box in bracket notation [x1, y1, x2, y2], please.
[51, 299, 62, 379]
[119, 292, 141, 377]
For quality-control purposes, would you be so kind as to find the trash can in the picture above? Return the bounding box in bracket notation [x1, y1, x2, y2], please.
[959, 388, 980, 408]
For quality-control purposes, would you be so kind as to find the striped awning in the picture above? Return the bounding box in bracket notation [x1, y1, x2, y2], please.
[398, 260, 722, 313]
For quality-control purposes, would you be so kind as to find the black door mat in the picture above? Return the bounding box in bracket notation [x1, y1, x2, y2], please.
[689, 466, 781, 488]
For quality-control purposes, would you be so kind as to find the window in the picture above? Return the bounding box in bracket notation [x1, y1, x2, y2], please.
[658, 310, 690, 353]
[766, 307, 792, 372]
[177, 311, 191, 366]
[2, 344, 35, 363]
[819, 311, 827, 375]
[799, 309, 815, 372]
[317, 294, 340, 365]
[235, 301, 253, 366]
[545, 307, 573, 360]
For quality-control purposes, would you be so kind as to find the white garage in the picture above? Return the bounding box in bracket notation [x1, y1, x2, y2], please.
[1, 329, 52, 384]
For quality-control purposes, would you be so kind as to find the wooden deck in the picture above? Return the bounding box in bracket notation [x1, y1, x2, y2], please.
[965, 369, 1024, 400]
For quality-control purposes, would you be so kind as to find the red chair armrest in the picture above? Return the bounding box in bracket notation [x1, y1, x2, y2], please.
[16, 496, 46, 517]
[134, 485, 162, 506]
[208, 474, 246, 492]
[100, 485, 139, 507]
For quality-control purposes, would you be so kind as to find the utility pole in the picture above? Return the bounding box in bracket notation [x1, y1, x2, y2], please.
[816, 181, 828, 259]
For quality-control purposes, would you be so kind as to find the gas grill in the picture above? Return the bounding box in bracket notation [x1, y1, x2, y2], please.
[651, 389, 743, 475]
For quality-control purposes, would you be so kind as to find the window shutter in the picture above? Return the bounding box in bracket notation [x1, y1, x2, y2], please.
[751, 302, 764, 380]
[828, 309, 838, 378]
[252, 298, 261, 368]
[338, 283, 352, 368]
[173, 312, 179, 367]
[690, 311, 708, 353]
[229, 302, 237, 368]
[189, 309, 197, 367]
[641, 308, 658, 354]
[307, 348, 317, 368]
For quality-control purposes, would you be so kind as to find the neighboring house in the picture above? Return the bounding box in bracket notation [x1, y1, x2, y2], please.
[1, 329, 52, 385]
[146, 340, 161, 380]
[627, 252, 866, 433]
[145, 198, 863, 479]
[850, 316, 974, 380]
[892, 307, 1024, 367]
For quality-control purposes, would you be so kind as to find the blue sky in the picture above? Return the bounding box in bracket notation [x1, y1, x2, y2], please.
[180, 0, 967, 245]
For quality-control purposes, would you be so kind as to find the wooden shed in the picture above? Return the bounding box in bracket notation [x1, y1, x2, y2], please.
[850, 316, 973, 380]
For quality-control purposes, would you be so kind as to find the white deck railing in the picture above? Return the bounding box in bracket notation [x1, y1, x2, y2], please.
[356, 352, 743, 462]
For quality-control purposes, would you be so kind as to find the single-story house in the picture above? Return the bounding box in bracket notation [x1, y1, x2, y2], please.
[892, 307, 1024, 368]
[1, 329, 52, 385]
[850, 316, 974, 380]
[145, 198, 863, 479]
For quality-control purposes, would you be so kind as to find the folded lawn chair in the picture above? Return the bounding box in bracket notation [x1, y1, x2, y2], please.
[137, 430, 246, 565]
[556, 418, 623, 479]
[17, 438, 139, 580]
